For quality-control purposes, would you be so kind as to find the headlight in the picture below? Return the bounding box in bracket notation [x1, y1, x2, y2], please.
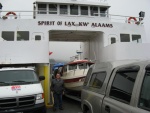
[36, 93, 44, 100]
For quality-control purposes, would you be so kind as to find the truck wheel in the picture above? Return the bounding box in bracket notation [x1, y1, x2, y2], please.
[83, 106, 91, 113]
[86, 109, 91, 113]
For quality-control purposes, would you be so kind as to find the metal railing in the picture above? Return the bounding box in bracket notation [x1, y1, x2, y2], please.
[0, 10, 144, 24]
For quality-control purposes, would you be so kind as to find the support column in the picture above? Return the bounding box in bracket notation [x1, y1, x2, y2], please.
[38, 64, 53, 108]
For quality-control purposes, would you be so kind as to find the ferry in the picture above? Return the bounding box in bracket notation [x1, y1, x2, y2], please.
[0, 0, 149, 106]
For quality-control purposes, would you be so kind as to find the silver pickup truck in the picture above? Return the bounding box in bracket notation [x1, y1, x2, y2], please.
[81, 60, 150, 113]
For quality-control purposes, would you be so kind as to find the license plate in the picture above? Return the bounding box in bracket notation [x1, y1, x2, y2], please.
[16, 112, 23, 113]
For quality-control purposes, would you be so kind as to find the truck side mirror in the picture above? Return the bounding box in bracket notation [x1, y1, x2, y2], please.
[39, 76, 45, 81]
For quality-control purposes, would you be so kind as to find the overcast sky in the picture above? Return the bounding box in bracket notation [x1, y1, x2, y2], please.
[1, 0, 150, 61]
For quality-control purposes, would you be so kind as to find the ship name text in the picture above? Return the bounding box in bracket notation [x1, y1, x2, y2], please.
[38, 21, 113, 28]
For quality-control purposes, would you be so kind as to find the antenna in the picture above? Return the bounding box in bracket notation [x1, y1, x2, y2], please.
[76, 50, 82, 60]
[93, 50, 97, 62]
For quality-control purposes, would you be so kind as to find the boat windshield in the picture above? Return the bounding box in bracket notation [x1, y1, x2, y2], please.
[69, 64, 77, 70]
[78, 63, 87, 69]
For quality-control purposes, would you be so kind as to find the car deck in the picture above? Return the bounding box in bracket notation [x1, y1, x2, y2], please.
[47, 96, 82, 113]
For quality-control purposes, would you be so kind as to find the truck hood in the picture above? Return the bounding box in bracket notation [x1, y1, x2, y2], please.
[0, 83, 43, 98]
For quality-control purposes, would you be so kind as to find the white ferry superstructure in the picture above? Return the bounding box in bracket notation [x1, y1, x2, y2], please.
[0, 0, 149, 106]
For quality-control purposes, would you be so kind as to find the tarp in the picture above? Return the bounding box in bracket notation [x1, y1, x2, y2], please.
[52, 63, 64, 70]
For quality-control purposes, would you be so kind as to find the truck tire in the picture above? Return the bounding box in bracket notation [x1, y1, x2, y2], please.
[83, 106, 91, 113]
[42, 109, 47, 113]
[86, 109, 91, 113]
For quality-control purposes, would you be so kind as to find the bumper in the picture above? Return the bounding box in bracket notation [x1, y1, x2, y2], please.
[0, 103, 46, 113]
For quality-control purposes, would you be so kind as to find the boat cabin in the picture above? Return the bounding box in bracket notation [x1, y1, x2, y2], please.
[62, 60, 94, 75]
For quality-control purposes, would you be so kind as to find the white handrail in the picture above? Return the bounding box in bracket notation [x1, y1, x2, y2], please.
[0, 10, 144, 24]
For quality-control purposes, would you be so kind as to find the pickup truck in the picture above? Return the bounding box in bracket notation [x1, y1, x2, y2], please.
[81, 60, 150, 113]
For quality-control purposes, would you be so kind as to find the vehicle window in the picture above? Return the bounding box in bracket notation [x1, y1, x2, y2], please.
[132, 35, 142, 43]
[38, 4, 47, 14]
[69, 64, 77, 70]
[84, 68, 93, 86]
[81, 6, 88, 15]
[70, 5, 78, 15]
[89, 72, 106, 88]
[92, 72, 106, 88]
[89, 73, 96, 86]
[60, 5, 68, 14]
[79, 63, 87, 69]
[49, 4, 57, 14]
[120, 34, 130, 42]
[110, 68, 139, 104]
[17, 31, 29, 41]
[139, 70, 150, 111]
[90, 6, 98, 16]
[0, 70, 39, 83]
[2, 31, 14, 41]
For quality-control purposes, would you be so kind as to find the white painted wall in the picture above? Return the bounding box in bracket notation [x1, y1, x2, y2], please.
[0, 17, 147, 63]
[0, 42, 49, 64]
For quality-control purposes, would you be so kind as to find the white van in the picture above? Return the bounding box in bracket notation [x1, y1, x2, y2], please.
[0, 68, 46, 113]
[81, 60, 150, 113]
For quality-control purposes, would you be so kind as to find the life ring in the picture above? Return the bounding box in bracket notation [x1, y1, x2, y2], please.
[5, 12, 17, 19]
[128, 17, 137, 24]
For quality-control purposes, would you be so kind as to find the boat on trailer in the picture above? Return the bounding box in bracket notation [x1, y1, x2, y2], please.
[61, 59, 94, 91]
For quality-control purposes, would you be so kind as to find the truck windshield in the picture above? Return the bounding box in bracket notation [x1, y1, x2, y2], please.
[139, 70, 150, 111]
[0, 70, 39, 84]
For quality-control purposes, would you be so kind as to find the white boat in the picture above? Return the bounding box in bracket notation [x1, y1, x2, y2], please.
[61, 59, 94, 91]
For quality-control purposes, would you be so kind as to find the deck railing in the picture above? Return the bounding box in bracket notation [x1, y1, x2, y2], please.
[0, 10, 144, 24]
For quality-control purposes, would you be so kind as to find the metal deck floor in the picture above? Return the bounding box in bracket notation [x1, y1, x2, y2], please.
[46, 96, 82, 113]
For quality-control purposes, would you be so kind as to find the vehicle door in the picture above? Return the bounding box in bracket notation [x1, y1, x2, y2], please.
[132, 63, 150, 113]
[102, 65, 140, 113]
[83, 67, 113, 113]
